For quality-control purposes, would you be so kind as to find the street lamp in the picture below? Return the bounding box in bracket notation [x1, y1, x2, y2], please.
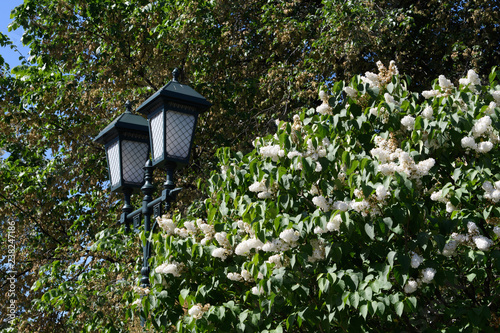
[93, 101, 150, 194]
[136, 68, 211, 169]
[94, 69, 211, 290]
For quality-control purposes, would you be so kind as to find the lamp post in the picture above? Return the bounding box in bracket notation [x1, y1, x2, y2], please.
[94, 69, 211, 289]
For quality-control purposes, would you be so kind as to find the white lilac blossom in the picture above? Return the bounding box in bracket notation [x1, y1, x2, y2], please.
[317, 90, 332, 115]
[314, 226, 325, 235]
[312, 195, 330, 212]
[451, 233, 468, 243]
[344, 86, 357, 98]
[291, 115, 302, 131]
[430, 190, 448, 203]
[493, 226, 500, 238]
[279, 229, 300, 244]
[234, 238, 264, 256]
[198, 220, 215, 243]
[349, 200, 370, 216]
[305, 138, 328, 161]
[249, 179, 267, 193]
[215, 232, 230, 248]
[362, 72, 381, 88]
[251, 286, 264, 295]
[442, 240, 459, 256]
[227, 272, 243, 282]
[371, 136, 435, 179]
[485, 102, 497, 116]
[316, 102, 333, 115]
[421, 268, 436, 283]
[184, 221, 198, 235]
[241, 269, 253, 282]
[307, 239, 325, 263]
[388, 60, 399, 76]
[438, 75, 453, 90]
[461, 136, 477, 150]
[464, 115, 499, 152]
[473, 235, 493, 251]
[212, 247, 229, 261]
[266, 253, 283, 268]
[310, 184, 319, 196]
[489, 180, 500, 202]
[258, 191, 273, 199]
[327, 214, 342, 231]
[422, 90, 439, 99]
[157, 215, 176, 235]
[237, 221, 255, 236]
[459, 69, 481, 88]
[319, 90, 328, 102]
[175, 228, 189, 238]
[332, 201, 349, 212]
[422, 105, 434, 119]
[415, 158, 435, 176]
[262, 239, 279, 252]
[467, 221, 479, 235]
[401, 115, 415, 131]
[155, 261, 183, 277]
[491, 90, 500, 103]
[477, 141, 493, 153]
[410, 252, 424, 269]
[260, 144, 285, 162]
[287, 151, 303, 159]
[188, 304, 210, 319]
[249, 178, 276, 199]
[404, 280, 418, 294]
[472, 116, 492, 138]
[360, 60, 398, 88]
[370, 106, 389, 123]
[438, 75, 454, 91]
[446, 202, 456, 213]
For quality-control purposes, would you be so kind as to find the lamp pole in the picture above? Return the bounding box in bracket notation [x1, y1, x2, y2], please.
[119, 160, 181, 288]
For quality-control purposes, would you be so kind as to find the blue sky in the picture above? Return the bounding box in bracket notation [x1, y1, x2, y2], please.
[1, 1, 28, 159]
[0, 0, 30, 68]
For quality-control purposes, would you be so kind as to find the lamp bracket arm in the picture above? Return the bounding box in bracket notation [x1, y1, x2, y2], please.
[165, 187, 182, 202]
[126, 207, 143, 223]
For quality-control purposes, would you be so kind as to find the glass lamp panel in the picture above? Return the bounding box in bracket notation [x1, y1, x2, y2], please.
[122, 140, 149, 185]
[165, 111, 196, 159]
[150, 110, 164, 163]
[106, 139, 121, 187]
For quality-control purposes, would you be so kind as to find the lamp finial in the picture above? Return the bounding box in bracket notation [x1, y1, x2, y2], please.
[172, 68, 180, 82]
[125, 100, 132, 113]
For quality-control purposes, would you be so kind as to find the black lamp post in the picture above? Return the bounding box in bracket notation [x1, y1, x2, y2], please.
[94, 69, 211, 289]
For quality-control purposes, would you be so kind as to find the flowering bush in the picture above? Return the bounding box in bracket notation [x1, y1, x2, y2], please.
[129, 63, 500, 332]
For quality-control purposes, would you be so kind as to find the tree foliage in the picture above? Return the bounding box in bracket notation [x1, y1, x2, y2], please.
[0, 0, 499, 331]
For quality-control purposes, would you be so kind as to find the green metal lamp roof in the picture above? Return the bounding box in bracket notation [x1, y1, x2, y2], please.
[94, 102, 149, 145]
[136, 69, 212, 115]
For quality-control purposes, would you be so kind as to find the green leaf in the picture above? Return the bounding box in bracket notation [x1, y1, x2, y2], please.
[360, 303, 368, 319]
[364, 223, 375, 239]
[395, 301, 404, 317]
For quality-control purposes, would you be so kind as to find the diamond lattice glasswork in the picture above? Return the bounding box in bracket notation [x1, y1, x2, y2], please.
[106, 139, 120, 187]
[150, 111, 164, 163]
[166, 111, 195, 159]
[122, 140, 149, 185]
